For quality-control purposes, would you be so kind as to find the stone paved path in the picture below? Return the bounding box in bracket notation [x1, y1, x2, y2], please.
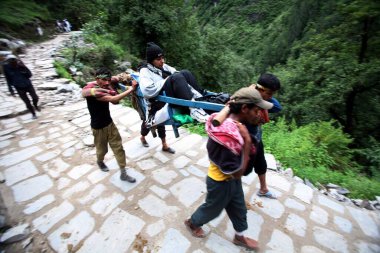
[0, 34, 379, 253]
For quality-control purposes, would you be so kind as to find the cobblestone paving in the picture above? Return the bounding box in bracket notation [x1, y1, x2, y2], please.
[0, 34, 379, 253]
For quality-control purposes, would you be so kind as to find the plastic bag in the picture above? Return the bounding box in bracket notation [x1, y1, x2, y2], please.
[146, 103, 170, 128]
[173, 114, 194, 124]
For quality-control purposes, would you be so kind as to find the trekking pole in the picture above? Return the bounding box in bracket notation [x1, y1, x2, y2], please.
[212, 105, 230, 126]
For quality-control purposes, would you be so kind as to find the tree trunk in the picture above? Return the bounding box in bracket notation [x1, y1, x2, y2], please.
[344, 87, 357, 134]
[358, 17, 372, 63]
[343, 17, 372, 134]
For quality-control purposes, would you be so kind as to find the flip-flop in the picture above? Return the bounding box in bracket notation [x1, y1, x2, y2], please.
[257, 190, 277, 199]
[162, 147, 175, 154]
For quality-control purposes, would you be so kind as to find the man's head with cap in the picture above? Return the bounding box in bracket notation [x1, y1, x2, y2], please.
[146, 42, 164, 64]
[4, 54, 17, 62]
[231, 86, 273, 110]
[229, 86, 273, 125]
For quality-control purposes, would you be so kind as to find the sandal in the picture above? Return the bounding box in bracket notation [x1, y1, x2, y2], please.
[233, 235, 259, 251]
[162, 147, 175, 154]
[140, 137, 149, 147]
[257, 190, 277, 199]
[184, 219, 206, 238]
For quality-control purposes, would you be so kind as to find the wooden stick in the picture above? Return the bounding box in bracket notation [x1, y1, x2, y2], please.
[212, 105, 230, 126]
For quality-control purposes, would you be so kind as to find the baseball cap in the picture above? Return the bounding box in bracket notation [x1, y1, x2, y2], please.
[230, 86, 273, 110]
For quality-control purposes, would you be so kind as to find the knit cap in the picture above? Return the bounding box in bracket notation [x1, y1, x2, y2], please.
[146, 42, 163, 63]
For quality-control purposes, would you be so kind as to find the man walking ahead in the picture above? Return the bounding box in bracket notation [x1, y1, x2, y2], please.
[185, 86, 273, 251]
[83, 67, 136, 183]
[3, 54, 40, 119]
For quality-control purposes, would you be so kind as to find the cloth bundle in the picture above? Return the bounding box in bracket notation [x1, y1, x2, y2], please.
[205, 113, 256, 156]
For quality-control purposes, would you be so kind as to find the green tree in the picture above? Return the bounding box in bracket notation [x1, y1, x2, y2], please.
[35, 0, 109, 27]
[274, 0, 380, 136]
[195, 23, 255, 91]
[108, 0, 216, 88]
[272, 0, 380, 176]
[109, 0, 188, 57]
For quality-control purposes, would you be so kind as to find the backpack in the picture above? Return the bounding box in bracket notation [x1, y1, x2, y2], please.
[195, 92, 230, 105]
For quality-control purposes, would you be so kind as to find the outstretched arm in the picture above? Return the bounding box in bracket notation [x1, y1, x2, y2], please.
[82, 87, 117, 98]
[82, 80, 118, 98]
[96, 81, 137, 104]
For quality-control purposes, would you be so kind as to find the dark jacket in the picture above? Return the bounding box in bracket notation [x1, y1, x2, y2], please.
[3, 63, 33, 88]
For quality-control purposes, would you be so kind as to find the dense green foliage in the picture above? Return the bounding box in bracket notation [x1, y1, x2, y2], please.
[2, 0, 379, 198]
[191, 0, 380, 183]
[53, 61, 72, 80]
[0, 0, 52, 40]
[0, 0, 50, 29]
[263, 119, 356, 171]
[36, 0, 107, 25]
[56, 19, 130, 85]
[181, 123, 207, 137]
[0, 0, 110, 39]
[262, 118, 380, 199]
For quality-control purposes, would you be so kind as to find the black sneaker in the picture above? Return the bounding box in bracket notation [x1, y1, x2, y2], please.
[97, 161, 109, 172]
[35, 105, 41, 112]
[120, 172, 136, 183]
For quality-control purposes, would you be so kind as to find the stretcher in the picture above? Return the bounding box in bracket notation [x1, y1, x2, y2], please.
[118, 80, 224, 138]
